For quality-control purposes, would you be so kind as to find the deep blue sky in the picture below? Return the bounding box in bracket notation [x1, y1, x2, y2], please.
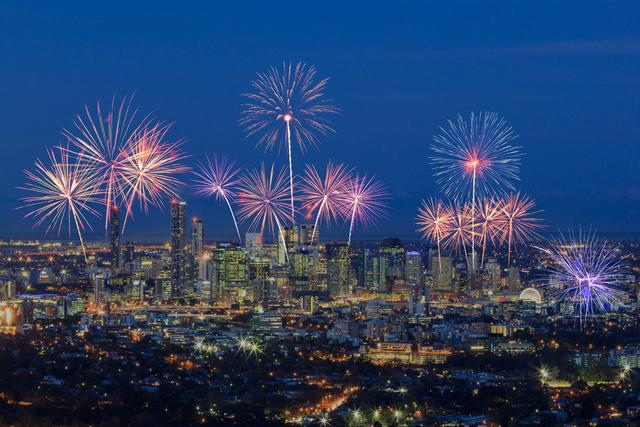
[1, 1, 639, 242]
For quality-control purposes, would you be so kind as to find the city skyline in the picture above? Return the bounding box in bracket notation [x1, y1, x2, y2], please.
[1, 4, 640, 425]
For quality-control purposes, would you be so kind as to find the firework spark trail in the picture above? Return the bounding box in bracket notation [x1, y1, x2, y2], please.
[240, 62, 339, 223]
[62, 96, 151, 234]
[341, 174, 388, 246]
[300, 162, 352, 244]
[496, 192, 543, 267]
[193, 155, 243, 243]
[539, 229, 627, 328]
[237, 163, 293, 262]
[19, 147, 103, 261]
[431, 112, 522, 271]
[442, 203, 475, 265]
[119, 122, 189, 230]
[416, 198, 453, 272]
[477, 197, 504, 267]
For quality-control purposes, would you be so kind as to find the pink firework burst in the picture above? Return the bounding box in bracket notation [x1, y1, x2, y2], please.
[19, 147, 103, 260]
[442, 203, 476, 261]
[119, 122, 189, 229]
[62, 96, 151, 233]
[416, 198, 453, 271]
[299, 161, 352, 244]
[496, 192, 543, 266]
[341, 174, 388, 245]
[237, 163, 293, 245]
[477, 197, 505, 266]
[193, 154, 242, 243]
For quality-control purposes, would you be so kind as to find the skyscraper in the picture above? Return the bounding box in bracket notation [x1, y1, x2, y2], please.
[170, 200, 186, 299]
[110, 205, 121, 270]
[191, 217, 203, 259]
[326, 243, 350, 298]
[405, 251, 423, 286]
[299, 224, 316, 246]
[124, 241, 135, 273]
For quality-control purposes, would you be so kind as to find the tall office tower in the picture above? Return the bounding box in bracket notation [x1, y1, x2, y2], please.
[299, 224, 316, 246]
[364, 249, 383, 290]
[284, 225, 299, 249]
[379, 238, 406, 290]
[485, 258, 501, 289]
[93, 273, 106, 305]
[110, 205, 121, 270]
[431, 255, 455, 291]
[191, 217, 203, 259]
[211, 245, 247, 300]
[289, 249, 311, 291]
[326, 243, 350, 298]
[170, 200, 186, 299]
[405, 251, 423, 286]
[124, 241, 135, 273]
[158, 267, 172, 301]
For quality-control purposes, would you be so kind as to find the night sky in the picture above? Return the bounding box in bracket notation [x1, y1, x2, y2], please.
[1, 1, 639, 242]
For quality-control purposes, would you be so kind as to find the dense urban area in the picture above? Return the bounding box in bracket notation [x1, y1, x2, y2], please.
[0, 203, 639, 426]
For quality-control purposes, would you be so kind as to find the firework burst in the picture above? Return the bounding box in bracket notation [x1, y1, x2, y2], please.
[193, 155, 242, 243]
[431, 112, 522, 270]
[19, 147, 103, 260]
[539, 230, 627, 328]
[300, 162, 352, 244]
[341, 174, 388, 246]
[442, 203, 476, 262]
[119, 122, 189, 229]
[496, 192, 543, 266]
[477, 197, 504, 267]
[416, 198, 452, 271]
[237, 164, 293, 257]
[240, 62, 339, 221]
[62, 96, 151, 233]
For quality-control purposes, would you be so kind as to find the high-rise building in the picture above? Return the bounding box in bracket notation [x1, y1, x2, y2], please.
[170, 200, 186, 299]
[405, 251, 423, 286]
[110, 205, 121, 270]
[431, 256, 455, 291]
[299, 224, 316, 246]
[379, 238, 405, 290]
[326, 243, 350, 298]
[191, 218, 203, 259]
[211, 245, 247, 300]
[364, 249, 383, 290]
[124, 241, 135, 273]
[485, 258, 501, 289]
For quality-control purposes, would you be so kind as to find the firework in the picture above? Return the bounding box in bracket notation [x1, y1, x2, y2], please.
[540, 229, 627, 328]
[193, 155, 242, 243]
[62, 96, 150, 233]
[300, 162, 352, 244]
[19, 147, 103, 260]
[496, 192, 542, 266]
[442, 203, 475, 262]
[119, 122, 189, 229]
[240, 62, 339, 221]
[416, 198, 452, 271]
[341, 174, 387, 246]
[237, 163, 293, 259]
[431, 112, 522, 270]
[477, 197, 504, 267]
